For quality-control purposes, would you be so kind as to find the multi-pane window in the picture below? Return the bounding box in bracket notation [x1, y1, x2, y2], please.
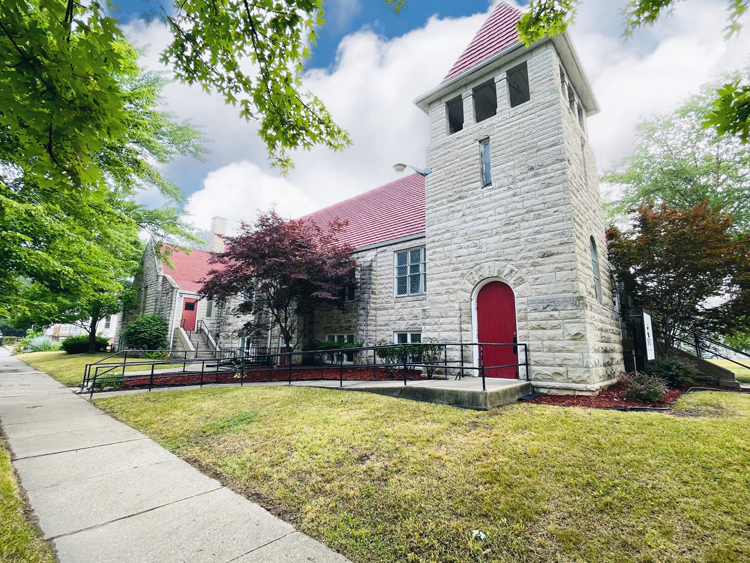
[480, 139, 492, 186]
[104, 316, 111, 329]
[507, 62, 530, 107]
[343, 283, 355, 302]
[590, 237, 602, 303]
[395, 332, 422, 344]
[395, 247, 426, 296]
[326, 334, 355, 362]
[446, 95, 464, 134]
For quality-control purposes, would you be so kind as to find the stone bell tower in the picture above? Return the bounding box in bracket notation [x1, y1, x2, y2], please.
[416, 3, 624, 394]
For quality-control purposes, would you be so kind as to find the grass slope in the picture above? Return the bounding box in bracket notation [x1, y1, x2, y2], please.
[16, 351, 113, 387]
[16, 351, 184, 387]
[96, 387, 750, 563]
[709, 359, 750, 383]
[0, 436, 55, 563]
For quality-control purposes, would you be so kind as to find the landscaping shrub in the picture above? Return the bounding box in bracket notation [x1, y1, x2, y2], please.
[376, 343, 407, 377]
[27, 336, 60, 352]
[61, 334, 109, 354]
[122, 315, 169, 351]
[621, 371, 668, 403]
[409, 341, 443, 378]
[647, 356, 696, 388]
[14, 329, 43, 352]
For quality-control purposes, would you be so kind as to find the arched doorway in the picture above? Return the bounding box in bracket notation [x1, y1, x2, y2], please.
[475, 281, 518, 378]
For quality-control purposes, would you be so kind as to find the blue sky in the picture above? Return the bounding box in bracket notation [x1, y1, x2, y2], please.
[117, 0, 750, 230]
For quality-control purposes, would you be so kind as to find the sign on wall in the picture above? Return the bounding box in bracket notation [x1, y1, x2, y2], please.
[643, 311, 656, 361]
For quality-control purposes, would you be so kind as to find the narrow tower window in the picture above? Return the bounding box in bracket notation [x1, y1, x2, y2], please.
[446, 95, 464, 134]
[473, 80, 497, 123]
[480, 139, 492, 186]
[507, 62, 530, 107]
[590, 237, 602, 302]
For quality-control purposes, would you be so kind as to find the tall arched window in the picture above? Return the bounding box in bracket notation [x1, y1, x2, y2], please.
[590, 237, 601, 303]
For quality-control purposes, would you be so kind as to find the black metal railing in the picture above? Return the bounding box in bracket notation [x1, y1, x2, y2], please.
[81, 342, 529, 397]
[664, 321, 750, 374]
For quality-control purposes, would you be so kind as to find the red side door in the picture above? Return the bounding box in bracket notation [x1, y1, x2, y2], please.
[181, 298, 198, 331]
[476, 281, 518, 378]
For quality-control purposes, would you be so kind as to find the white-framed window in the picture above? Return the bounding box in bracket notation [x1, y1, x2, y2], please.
[104, 316, 111, 329]
[394, 332, 422, 344]
[590, 237, 602, 303]
[326, 334, 355, 363]
[480, 138, 492, 187]
[206, 299, 213, 318]
[395, 247, 426, 296]
[326, 334, 354, 345]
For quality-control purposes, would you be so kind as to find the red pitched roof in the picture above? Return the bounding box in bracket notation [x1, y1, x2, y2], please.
[162, 247, 223, 292]
[301, 174, 425, 249]
[444, 3, 522, 82]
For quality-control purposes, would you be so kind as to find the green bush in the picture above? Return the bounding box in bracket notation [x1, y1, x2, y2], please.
[14, 329, 43, 352]
[409, 342, 444, 378]
[61, 334, 109, 354]
[28, 336, 60, 352]
[122, 315, 169, 351]
[621, 372, 668, 403]
[646, 356, 696, 388]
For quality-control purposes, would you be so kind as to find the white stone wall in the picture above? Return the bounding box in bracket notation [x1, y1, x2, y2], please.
[420, 44, 623, 391]
[310, 237, 427, 346]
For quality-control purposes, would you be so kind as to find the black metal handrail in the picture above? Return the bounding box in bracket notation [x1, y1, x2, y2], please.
[81, 342, 529, 396]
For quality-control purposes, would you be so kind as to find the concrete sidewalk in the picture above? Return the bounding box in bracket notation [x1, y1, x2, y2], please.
[0, 349, 349, 563]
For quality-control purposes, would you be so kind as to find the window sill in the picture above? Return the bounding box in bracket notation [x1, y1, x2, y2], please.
[395, 293, 427, 299]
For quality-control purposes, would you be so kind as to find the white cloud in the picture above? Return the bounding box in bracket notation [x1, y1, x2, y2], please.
[124, 0, 750, 229]
[184, 162, 314, 232]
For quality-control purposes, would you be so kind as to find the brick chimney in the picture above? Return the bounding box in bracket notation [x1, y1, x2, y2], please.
[209, 216, 227, 253]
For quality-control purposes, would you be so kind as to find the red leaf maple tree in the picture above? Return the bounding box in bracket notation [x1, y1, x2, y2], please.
[607, 202, 750, 352]
[199, 211, 357, 351]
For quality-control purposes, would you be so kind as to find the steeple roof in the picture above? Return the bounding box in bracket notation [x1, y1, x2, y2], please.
[444, 3, 523, 82]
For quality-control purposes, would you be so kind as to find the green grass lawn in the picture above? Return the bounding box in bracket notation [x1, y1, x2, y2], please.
[0, 436, 55, 563]
[710, 359, 750, 383]
[94, 386, 750, 563]
[16, 351, 185, 387]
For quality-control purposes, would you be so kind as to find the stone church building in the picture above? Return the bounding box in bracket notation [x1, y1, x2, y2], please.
[118, 3, 625, 394]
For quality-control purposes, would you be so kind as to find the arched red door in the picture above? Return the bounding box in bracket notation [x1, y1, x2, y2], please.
[476, 281, 518, 378]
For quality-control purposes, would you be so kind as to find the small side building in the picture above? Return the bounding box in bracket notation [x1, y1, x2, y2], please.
[115, 217, 250, 354]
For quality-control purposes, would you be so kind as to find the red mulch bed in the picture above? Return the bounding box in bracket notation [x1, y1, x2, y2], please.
[119, 366, 421, 389]
[520, 381, 745, 409]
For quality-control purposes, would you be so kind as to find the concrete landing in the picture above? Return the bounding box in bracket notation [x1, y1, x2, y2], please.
[313, 377, 532, 410]
[0, 349, 350, 563]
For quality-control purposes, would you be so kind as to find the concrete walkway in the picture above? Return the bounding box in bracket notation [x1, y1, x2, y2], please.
[0, 349, 349, 563]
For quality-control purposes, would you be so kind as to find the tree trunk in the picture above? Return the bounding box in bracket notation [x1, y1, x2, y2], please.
[88, 315, 100, 354]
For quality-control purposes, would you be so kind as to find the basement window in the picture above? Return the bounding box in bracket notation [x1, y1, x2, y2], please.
[507, 62, 530, 107]
[473, 80, 497, 123]
[446, 95, 464, 134]
[395, 332, 422, 344]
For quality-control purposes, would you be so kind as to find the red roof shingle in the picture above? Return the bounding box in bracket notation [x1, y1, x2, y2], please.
[301, 174, 425, 249]
[444, 3, 522, 82]
[162, 247, 223, 292]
